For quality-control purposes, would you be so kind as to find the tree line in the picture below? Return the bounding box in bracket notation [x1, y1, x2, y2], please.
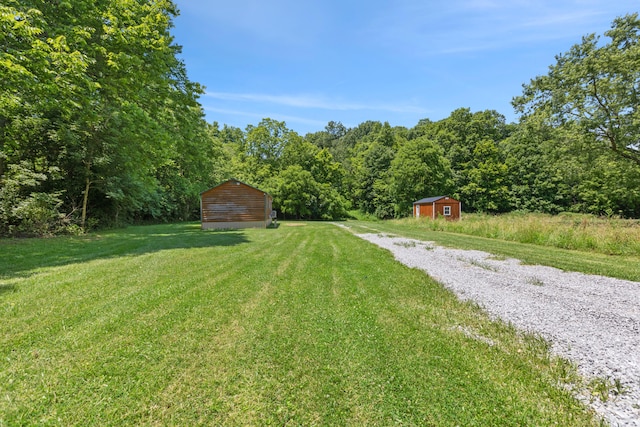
[1, 3, 639, 236]
[1, 0, 216, 236]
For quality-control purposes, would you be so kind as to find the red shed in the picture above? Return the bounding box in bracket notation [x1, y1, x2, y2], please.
[200, 179, 274, 229]
[413, 196, 461, 220]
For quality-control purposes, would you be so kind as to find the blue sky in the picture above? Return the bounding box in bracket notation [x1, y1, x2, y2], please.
[171, 1, 638, 135]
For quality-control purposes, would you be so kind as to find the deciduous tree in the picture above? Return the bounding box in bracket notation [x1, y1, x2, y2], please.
[389, 136, 453, 216]
[514, 13, 640, 167]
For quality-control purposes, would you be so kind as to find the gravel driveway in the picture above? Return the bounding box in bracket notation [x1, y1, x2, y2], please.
[355, 231, 640, 426]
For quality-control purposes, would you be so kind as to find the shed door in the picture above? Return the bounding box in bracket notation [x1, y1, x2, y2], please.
[416, 205, 420, 218]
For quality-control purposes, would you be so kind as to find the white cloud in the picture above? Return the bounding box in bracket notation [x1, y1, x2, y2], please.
[202, 106, 328, 128]
[204, 91, 429, 114]
[362, 0, 634, 56]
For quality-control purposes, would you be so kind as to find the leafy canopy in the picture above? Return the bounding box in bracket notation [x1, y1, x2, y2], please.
[514, 13, 640, 166]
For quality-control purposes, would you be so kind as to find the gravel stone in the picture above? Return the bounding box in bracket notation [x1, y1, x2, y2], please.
[357, 232, 640, 426]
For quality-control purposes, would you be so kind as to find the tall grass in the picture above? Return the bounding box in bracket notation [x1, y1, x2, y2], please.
[397, 212, 640, 256]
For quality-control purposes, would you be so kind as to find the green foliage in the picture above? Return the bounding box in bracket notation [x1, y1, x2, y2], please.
[503, 116, 640, 217]
[389, 136, 453, 216]
[268, 165, 347, 220]
[215, 119, 349, 221]
[514, 13, 640, 167]
[11, 191, 66, 236]
[3, 7, 640, 234]
[0, 0, 212, 233]
[412, 108, 513, 213]
[0, 162, 66, 236]
[450, 113, 508, 209]
[502, 117, 572, 213]
[304, 121, 349, 163]
[458, 139, 510, 212]
[351, 123, 401, 218]
[269, 166, 317, 219]
[245, 118, 292, 169]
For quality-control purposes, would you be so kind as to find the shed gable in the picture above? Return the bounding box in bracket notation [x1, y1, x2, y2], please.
[200, 179, 273, 229]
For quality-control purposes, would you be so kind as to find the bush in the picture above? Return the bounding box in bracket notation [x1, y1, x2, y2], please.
[12, 192, 66, 236]
[0, 162, 67, 237]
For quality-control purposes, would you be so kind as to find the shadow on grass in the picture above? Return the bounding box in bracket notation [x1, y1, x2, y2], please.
[0, 284, 16, 295]
[0, 222, 251, 282]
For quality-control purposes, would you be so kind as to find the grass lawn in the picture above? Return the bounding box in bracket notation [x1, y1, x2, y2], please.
[0, 222, 598, 425]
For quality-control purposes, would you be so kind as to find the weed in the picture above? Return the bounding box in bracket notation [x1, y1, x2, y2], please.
[587, 376, 626, 403]
[589, 378, 612, 402]
[524, 333, 551, 359]
[526, 277, 545, 286]
[394, 240, 416, 248]
[457, 256, 498, 272]
[613, 378, 626, 396]
[553, 358, 581, 385]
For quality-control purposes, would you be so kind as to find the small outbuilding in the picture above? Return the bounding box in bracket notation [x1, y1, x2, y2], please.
[200, 179, 274, 229]
[413, 196, 461, 220]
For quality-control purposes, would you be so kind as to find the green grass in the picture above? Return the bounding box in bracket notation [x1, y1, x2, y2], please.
[1, 222, 599, 425]
[347, 220, 640, 282]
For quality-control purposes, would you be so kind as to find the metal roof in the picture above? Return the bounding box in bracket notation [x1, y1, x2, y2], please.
[413, 196, 449, 204]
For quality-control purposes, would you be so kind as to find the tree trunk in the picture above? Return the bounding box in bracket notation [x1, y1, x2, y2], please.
[81, 176, 91, 230]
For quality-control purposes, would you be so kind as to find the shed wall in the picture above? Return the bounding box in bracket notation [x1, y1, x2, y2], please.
[413, 197, 461, 220]
[202, 221, 268, 230]
[201, 180, 272, 228]
[433, 199, 461, 220]
[414, 203, 434, 219]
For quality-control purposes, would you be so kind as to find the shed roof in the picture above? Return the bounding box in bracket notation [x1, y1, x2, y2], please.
[200, 178, 271, 197]
[413, 196, 452, 204]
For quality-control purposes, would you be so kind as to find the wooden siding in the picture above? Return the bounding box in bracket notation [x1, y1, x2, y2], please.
[202, 220, 267, 230]
[413, 196, 461, 220]
[201, 180, 272, 228]
[433, 198, 461, 220]
[414, 203, 434, 219]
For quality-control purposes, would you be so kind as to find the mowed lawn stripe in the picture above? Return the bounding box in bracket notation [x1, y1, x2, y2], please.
[0, 222, 597, 425]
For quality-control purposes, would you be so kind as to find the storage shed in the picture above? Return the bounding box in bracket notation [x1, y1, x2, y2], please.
[200, 179, 274, 229]
[413, 196, 461, 220]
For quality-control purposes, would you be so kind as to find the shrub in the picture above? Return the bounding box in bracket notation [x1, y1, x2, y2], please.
[0, 162, 67, 237]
